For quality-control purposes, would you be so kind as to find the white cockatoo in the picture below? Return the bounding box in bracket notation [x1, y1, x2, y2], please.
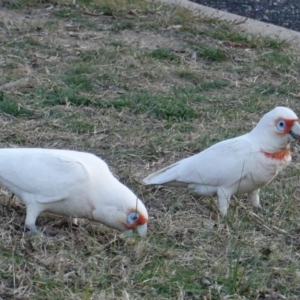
[0, 148, 148, 236]
[143, 106, 300, 215]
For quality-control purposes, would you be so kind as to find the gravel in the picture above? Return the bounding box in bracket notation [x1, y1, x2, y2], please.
[190, 0, 300, 32]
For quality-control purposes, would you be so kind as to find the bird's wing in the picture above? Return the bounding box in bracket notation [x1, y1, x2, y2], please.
[143, 135, 255, 188]
[0, 149, 92, 203]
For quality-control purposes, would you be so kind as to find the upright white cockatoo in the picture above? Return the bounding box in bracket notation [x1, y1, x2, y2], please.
[0, 148, 148, 236]
[143, 106, 300, 215]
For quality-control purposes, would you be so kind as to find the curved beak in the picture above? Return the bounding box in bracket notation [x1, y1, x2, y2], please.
[136, 223, 147, 237]
[122, 223, 147, 238]
[289, 121, 300, 142]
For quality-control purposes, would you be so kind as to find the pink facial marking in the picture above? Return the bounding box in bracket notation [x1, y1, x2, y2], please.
[275, 118, 298, 134]
[124, 209, 148, 229]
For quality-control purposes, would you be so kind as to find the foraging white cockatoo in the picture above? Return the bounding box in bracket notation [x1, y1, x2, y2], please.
[143, 106, 300, 215]
[0, 148, 148, 236]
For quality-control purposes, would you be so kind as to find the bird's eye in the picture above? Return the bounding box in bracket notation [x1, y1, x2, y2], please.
[276, 120, 286, 132]
[126, 212, 139, 225]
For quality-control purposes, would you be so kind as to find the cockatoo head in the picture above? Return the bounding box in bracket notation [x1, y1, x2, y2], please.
[96, 191, 148, 237]
[122, 201, 149, 237]
[120, 197, 148, 237]
[252, 106, 300, 151]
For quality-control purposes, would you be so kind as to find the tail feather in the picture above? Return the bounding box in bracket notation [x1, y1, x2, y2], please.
[143, 162, 187, 187]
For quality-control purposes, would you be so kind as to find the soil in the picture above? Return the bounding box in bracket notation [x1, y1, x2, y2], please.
[190, 0, 300, 32]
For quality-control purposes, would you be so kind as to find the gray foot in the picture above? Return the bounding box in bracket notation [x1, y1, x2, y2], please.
[24, 224, 40, 236]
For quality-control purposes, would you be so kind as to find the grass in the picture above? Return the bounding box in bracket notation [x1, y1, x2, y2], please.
[0, 95, 33, 116]
[200, 46, 227, 61]
[98, 91, 199, 120]
[1, 0, 300, 299]
[147, 48, 181, 62]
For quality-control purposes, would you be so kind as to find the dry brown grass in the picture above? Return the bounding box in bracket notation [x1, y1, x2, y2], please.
[1, 0, 300, 299]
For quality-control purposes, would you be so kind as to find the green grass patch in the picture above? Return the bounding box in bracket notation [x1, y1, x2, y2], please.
[0, 97, 33, 116]
[177, 70, 194, 79]
[68, 119, 95, 134]
[254, 83, 297, 96]
[9, 38, 43, 49]
[79, 49, 121, 63]
[98, 91, 197, 120]
[204, 23, 288, 50]
[200, 46, 227, 61]
[146, 48, 180, 62]
[100, 5, 114, 16]
[54, 8, 78, 19]
[176, 70, 204, 84]
[112, 20, 135, 31]
[54, 9, 99, 29]
[259, 51, 293, 72]
[61, 75, 93, 92]
[42, 88, 91, 106]
[199, 79, 230, 90]
[133, 262, 207, 298]
[96, 81, 229, 120]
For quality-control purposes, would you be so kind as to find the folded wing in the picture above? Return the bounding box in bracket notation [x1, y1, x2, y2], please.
[144, 136, 254, 188]
[0, 149, 92, 203]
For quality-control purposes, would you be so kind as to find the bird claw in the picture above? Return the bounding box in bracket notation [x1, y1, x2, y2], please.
[24, 227, 54, 238]
[24, 225, 40, 236]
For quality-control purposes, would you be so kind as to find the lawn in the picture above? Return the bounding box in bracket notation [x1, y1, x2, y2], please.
[0, 0, 300, 299]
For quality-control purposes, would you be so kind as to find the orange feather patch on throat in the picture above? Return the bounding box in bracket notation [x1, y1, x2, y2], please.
[262, 149, 291, 160]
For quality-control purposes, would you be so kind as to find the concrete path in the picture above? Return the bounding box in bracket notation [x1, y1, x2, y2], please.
[155, 0, 300, 46]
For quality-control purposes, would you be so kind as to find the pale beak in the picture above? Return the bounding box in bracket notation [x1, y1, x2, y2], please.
[122, 223, 147, 238]
[136, 223, 147, 237]
[289, 122, 300, 142]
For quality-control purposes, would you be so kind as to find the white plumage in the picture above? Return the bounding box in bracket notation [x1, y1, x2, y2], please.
[0, 148, 148, 236]
[144, 106, 300, 215]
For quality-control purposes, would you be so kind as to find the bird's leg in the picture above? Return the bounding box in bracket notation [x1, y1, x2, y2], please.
[217, 188, 231, 216]
[247, 189, 261, 208]
[24, 224, 39, 235]
[248, 189, 270, 214]
[24, 205, 41, 235]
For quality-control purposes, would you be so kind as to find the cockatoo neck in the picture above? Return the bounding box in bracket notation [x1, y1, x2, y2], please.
[248, 125, 290, 153]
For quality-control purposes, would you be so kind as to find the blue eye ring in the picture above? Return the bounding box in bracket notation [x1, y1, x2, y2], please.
[126, 212, 139, 225]
[276, 120, 286, 132]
